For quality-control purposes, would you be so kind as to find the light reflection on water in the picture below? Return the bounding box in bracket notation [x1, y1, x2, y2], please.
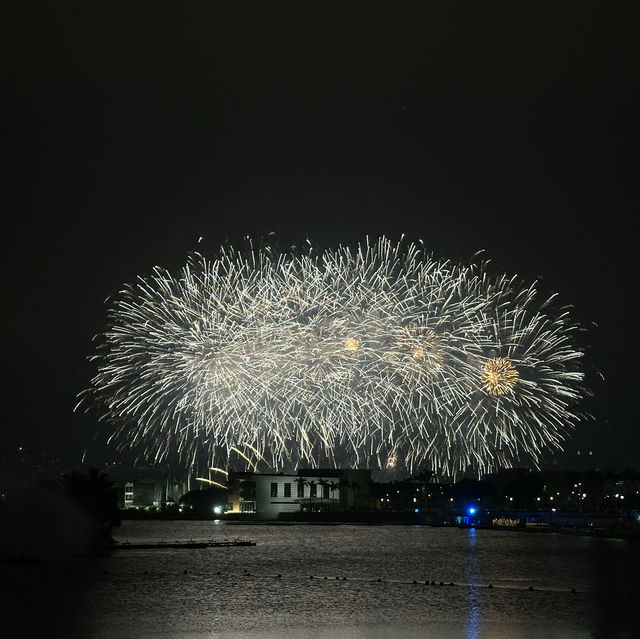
[2, 521, 638, 638]
[466, 527, 481, 639]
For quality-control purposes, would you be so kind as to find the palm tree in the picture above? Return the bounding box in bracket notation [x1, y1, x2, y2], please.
[328, 481, 340, 510]
[318, 479, 328, 512]
[338, 477, 351, 510]
[307, 480, 317, 511]
[350, 480, 361, 511]
[294, 476, 305, 497]
[294, 476, 309, 511]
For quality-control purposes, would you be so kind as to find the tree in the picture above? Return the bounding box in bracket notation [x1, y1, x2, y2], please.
[179, 487, 228, 517]
[318, 479, 328, 512]
[601, 469, 618, 512]
[582, 469, 604, 512]
[63, 469, 121, 529]
[328, 480, 340, 510]
[338, 477, 351, 510]
[564, 469, 589, 512]
[618, 468, 640, 515]
[294, 476, 310, 511]
[504, 473, 544, 511]
[63, 469, 121, 551]
[307, 480, 317, 511]
[350, 480, 361, 510]
[413, 470, 435, 512]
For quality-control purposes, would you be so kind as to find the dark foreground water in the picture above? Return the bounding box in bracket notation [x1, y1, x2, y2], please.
[2, 521, 638, 638]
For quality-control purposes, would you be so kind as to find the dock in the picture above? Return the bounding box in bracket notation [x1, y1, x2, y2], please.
[114, 539, 256, 550]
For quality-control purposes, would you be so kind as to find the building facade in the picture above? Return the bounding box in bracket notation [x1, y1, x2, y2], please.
[105, 464, 187, 509]
[227, 468, 372, 520]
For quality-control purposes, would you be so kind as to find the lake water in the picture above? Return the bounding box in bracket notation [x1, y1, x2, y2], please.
[2, 521, 638, 638]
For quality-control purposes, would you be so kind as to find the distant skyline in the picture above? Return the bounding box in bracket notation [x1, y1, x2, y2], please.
[4, 3, 637, 471]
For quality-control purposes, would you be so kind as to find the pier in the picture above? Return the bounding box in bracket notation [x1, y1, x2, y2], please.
[114, 539, 256, 550]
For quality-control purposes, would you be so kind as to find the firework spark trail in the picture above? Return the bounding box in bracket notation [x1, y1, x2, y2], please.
[78, 237, 588, 476]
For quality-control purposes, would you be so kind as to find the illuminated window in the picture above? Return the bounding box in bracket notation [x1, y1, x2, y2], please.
[271, 483, 278, 497]
[284, 483, 291, 498]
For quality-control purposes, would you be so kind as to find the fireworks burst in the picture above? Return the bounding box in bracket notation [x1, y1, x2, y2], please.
[78, 237, 588, 476]
[481, 358, 519, 396]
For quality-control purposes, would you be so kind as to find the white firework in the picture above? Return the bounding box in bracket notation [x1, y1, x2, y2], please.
[78, 236, 587, 476]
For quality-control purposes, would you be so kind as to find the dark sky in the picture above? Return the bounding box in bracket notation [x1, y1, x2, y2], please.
[3, 2, 638, 471]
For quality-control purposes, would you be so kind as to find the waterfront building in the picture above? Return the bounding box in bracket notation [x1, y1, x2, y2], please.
[227, 468, 372, 519]
[104, 463, 187, 509]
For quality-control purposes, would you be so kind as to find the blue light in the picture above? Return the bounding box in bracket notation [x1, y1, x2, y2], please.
[414, 508, 419, 513]
[468, 507, 476, 515]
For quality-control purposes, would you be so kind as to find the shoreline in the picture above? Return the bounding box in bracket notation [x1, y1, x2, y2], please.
[118, 514, 640, 540]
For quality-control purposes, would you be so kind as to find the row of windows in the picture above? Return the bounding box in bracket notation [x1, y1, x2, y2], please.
[271, 482, 291, 497]
[270, 482, 332, 499]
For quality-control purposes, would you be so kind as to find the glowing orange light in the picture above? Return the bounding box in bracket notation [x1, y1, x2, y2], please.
[344, 337, 359, 352]
[481, 357, 519, 396]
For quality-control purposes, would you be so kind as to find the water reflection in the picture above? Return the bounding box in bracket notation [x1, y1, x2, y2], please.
[465, 527, 482, 639]
[12, 521, 611, 638]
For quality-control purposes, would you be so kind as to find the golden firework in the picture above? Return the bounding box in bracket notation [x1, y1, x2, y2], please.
[344, 337, 360, 352]
[481, 357, 519, 396]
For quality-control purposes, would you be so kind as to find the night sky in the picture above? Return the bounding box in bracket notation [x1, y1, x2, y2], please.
[4, 2, 638, 471]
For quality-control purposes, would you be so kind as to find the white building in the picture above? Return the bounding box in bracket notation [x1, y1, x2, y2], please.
[229, 468, 371, 520]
